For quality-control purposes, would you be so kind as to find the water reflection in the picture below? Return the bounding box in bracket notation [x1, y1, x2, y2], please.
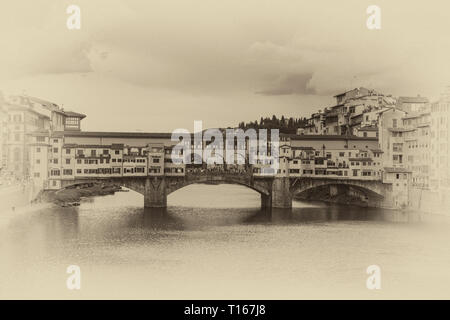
[3, 189, 411, 245]
[1, 184, 446, 299]
[241, 204, 407, 225]
[140, 207, 184, 230]
[6, 206, 80, 242]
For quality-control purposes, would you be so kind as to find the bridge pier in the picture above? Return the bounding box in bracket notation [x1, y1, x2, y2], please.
[260, 178, 293, 209]
[144, 177, 167, 208]
[261, 193, 272, 208]
[271, 177, 292, 208]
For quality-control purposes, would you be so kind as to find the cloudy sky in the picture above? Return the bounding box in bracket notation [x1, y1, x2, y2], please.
[1, 0, 449, 132]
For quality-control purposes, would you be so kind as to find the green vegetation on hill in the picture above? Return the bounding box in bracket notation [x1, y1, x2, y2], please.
[238, 115, 308, 134]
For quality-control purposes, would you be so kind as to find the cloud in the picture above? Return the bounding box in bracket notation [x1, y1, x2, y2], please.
[2, 0, 450, 125]
[0, 2, 95, 81]
[256, 73, 316, 95]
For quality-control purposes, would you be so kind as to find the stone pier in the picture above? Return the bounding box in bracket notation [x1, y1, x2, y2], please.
[260, 177, 293, 209]
[144, 177, 167, 207]
[271, 177, 292, 208]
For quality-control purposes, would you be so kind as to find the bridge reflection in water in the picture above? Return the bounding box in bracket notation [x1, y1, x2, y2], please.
[140, 204, 412, 228]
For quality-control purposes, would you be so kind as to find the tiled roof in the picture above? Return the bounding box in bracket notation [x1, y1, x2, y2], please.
[286, 134, 377, 141]
[63, 144, 113, 148]
[53, 131, 174, 138]
[62, 143, 122, 149]
[53, 109, 86, 119]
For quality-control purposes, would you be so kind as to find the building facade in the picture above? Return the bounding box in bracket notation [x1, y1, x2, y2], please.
[0, 95, 51, 179]
[297, 87, 396, 137]
[0, 93, 86, 184]
[430, 88, 450, 190]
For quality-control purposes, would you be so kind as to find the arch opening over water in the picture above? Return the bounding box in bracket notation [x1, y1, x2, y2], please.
[168, 184, 261, 208]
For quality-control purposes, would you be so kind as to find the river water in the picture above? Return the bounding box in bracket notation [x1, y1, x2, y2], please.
[1, 184, 450, 299]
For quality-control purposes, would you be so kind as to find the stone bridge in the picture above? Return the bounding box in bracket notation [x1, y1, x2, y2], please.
[60, 173, 397, 209]
[289, 177, 392, 208]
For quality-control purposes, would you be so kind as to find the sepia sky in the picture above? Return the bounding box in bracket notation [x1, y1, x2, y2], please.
[1, 0, 450, 132]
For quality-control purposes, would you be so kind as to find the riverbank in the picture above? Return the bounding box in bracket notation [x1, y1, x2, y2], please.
[34, 183, 124, 207]
[0, 184, 34, 212]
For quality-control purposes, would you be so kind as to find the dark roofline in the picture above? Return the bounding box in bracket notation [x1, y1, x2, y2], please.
[284, 134, 378, 141]
[53, 109, 86, 119]
[63, 144, 130, 150]
[54, 131, 379, 142]
[349, 157, 373, 161]
[53, 131, 175, 139]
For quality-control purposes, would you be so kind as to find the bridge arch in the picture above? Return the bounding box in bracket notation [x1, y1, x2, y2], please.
[57, 175, 274, 208]
[59, 177, 147, 196]
[165, 175, 271, 196]
[290, 178, 385, 205]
